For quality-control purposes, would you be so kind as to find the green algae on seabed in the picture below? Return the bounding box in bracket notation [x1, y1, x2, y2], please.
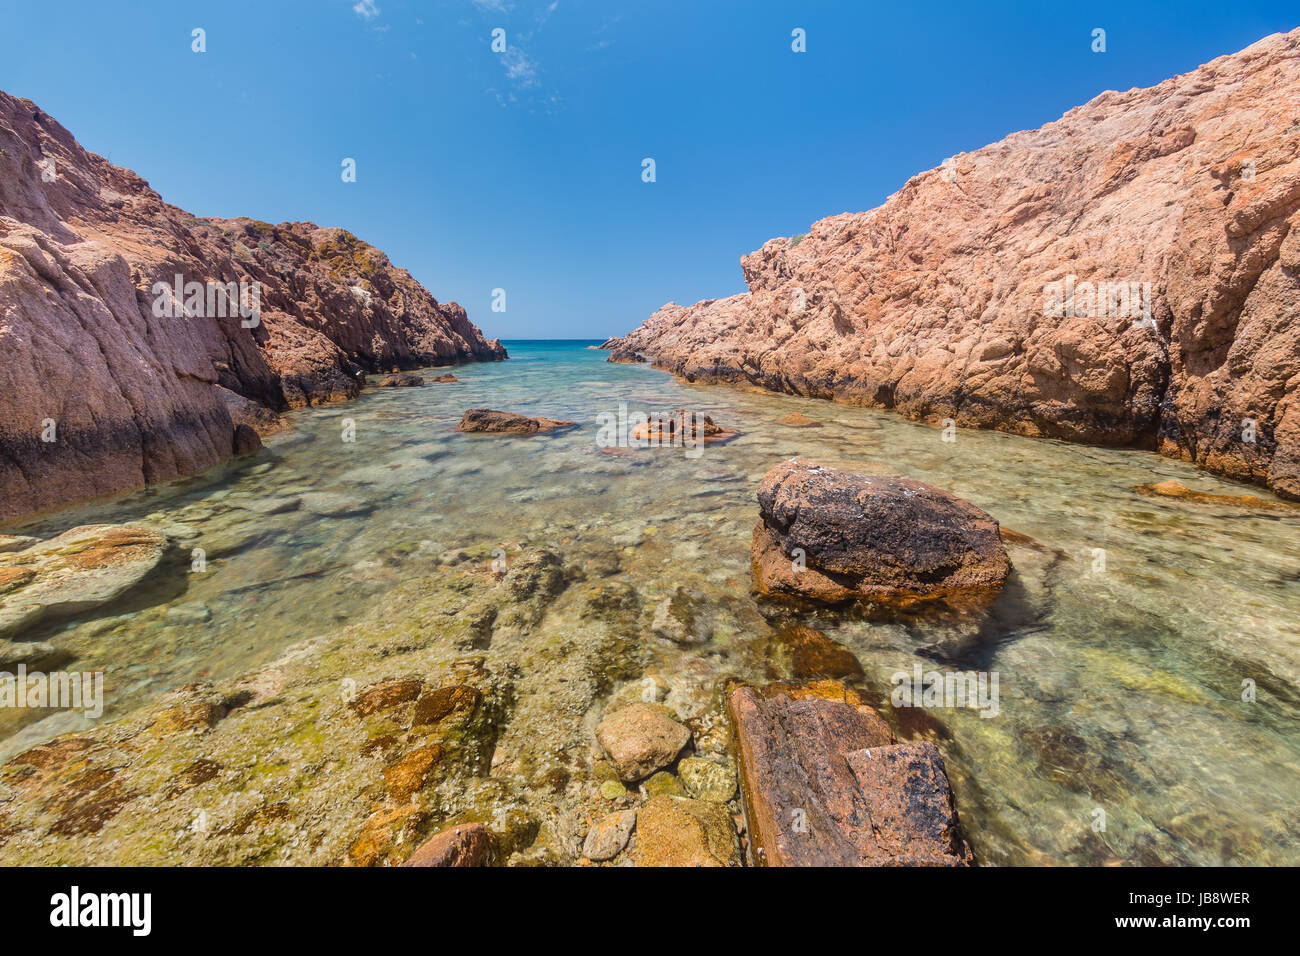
[0, 341, 1297, 865]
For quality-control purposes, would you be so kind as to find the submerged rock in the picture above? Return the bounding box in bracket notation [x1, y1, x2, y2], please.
[378, 373, 425, 388]
[0, 536, 37, 555]
[765, 623, 864, 681]
[678, 756, 737, 803]
[582, 809, 636, 861]
[595, 703, 690, 782]
[457, 409, 578, 434]
[650, 587, 712, 645]
[751, 459, 1011, 604]
[400, 822, 494, 867]
[0, 525, 169, 639]
[641, 770, 685, 798]
[635, 795, 738, 867]
[1135, 479, 1296, 511]
[778, 412, 819, 427]
[728, 682, 972, 866]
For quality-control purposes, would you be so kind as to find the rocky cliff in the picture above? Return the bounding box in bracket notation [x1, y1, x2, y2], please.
[613, 29, 1300, 499]
[0, 90, 505, 522]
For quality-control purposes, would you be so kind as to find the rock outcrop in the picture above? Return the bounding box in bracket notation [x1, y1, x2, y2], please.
[614, 30, 1300, 500]
[0, 90, 505, 522]
[728, 681, 972, 866]
[457, 409, 577, 435]
[751, 459, 1011, 603]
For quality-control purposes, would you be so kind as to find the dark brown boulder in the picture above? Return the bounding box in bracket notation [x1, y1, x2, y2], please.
[752, 459, 1010, 603]
[457, 408, 577, 435]
[728, 682, 972, 866]
[607, 347, 647, 364]
[232, 424, 262, 456]
[378, 373, 424, 387]
[400, 822, 494, 867]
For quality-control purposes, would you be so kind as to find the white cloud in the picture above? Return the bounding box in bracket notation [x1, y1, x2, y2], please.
[501, 46, 538, 85]
[353, 0, 380, 20]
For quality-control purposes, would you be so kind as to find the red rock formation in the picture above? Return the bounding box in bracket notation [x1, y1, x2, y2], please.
[0, 91, 505, 521]
[616, 29, 1300, 499]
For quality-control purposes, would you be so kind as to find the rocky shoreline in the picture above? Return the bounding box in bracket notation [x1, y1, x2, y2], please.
[0, 457, 986, 866]
[0, 90, 505, 523]
[605, 28, 1300, 501]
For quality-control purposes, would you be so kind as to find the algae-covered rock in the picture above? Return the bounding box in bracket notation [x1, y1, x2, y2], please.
[678, 756, 737, 803]
[641, 770, 685, 798]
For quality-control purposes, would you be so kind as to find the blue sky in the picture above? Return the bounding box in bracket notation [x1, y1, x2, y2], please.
[2, 1, 1296, 339]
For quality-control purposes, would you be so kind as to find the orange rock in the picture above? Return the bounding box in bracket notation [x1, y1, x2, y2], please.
[1135, 479, 1295, 510]
[728, 684, 971, 866]
[401, 822, 495, 867]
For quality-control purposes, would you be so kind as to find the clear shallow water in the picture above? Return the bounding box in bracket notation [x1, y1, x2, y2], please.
[3, 340, 1298, 864]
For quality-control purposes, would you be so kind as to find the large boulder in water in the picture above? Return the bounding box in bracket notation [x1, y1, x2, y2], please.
[751, 458, 1010, 603]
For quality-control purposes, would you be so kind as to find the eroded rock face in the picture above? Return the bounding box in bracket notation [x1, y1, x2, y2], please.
[614, 29, 1300, 500]
[0, 90, 505, 522]
[751, 459, 1011, 603]
[728, 682, 972, 866]
[457, 409, 577, 434]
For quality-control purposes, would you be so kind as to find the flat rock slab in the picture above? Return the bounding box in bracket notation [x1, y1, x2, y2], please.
[752, 458, 1010, 603]
[0, 525, 169, 639]
[582, 809, 636, 861]
[458, 408, 577, 434]
[728, 683, 972, 866]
